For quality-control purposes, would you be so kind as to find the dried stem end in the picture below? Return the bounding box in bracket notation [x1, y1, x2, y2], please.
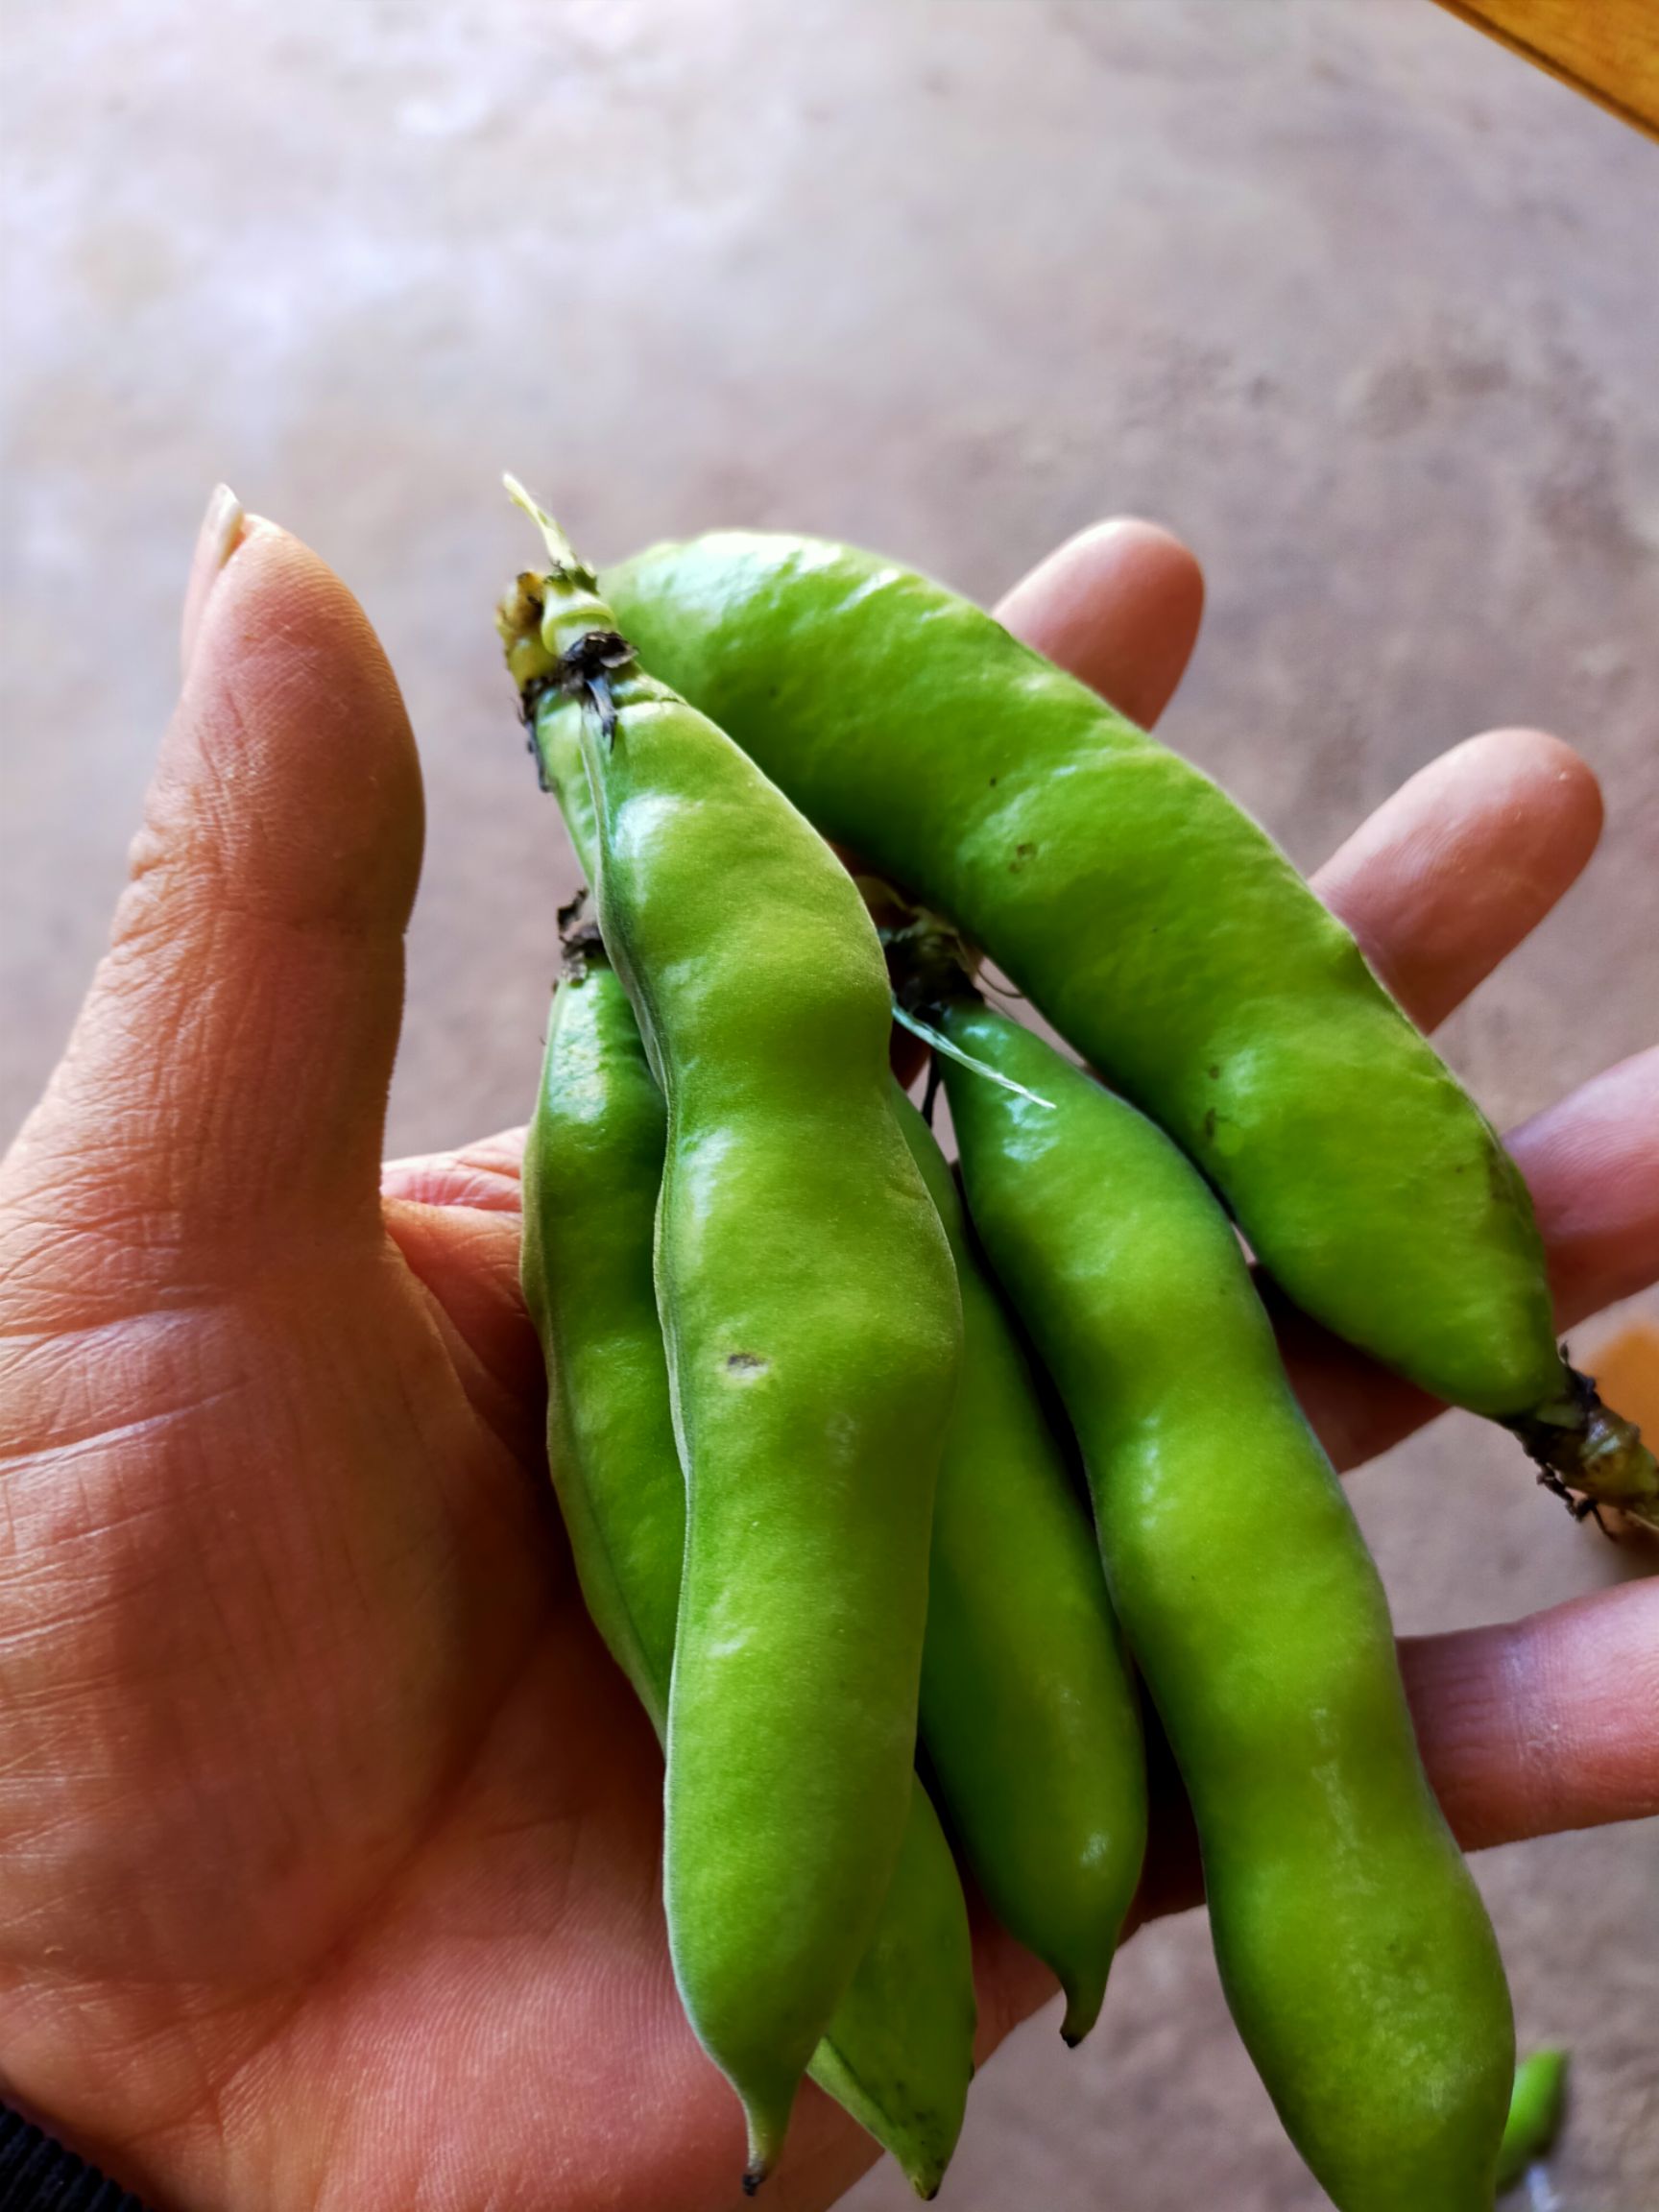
[1505, 1358, 1659, 1533]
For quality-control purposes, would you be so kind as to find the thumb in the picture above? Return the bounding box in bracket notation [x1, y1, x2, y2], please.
[3, 491, 422, 1290]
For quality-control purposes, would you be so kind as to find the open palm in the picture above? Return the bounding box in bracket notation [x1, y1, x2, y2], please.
[1, 501, 1654, 2212]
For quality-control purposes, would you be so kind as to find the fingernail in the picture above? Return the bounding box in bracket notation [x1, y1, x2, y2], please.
[180, 483, 246, 678]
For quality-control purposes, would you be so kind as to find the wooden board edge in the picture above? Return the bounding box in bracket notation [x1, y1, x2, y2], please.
[1430, 0, 1659, 143]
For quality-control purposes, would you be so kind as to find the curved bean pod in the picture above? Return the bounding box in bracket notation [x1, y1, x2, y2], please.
[602, 533, 1654, 1518]
[1495, 2050, 1569, 2194]
[892, 1087, 1146, 2044]
[906, 958, 1513, 2210]
[521, 947, 974, 2198]
[499, 500, 961, 2183]
[539, 632, 1145, 2040]
[521, 941, 678, 1732]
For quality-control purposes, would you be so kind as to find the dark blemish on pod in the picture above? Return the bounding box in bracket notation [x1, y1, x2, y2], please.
[558, 919, 605, 981]
[1202, 1107, 1217, 1144]
[1008, 840, 1037, 873]
[725, 1352, 769, 1375]
[1208, 1064, 1220, 1080]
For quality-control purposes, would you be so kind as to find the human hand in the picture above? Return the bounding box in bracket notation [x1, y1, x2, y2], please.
[1, 493, 1653, 2212]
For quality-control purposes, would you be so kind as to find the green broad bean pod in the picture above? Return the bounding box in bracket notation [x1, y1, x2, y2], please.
[498, 493, 962, 2185]
[601, 533, 1655, 1523]
[520, 946, 974, 2199]
[901, 951, 1513, 2211]
[541, 689, 1147, 2049]
[1495, 2049, 1569, 2195]
[891, 1087, 1146, 2045]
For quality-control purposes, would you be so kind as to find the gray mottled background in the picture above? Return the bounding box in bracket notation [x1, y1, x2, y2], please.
[3, 2, 1655, 2205]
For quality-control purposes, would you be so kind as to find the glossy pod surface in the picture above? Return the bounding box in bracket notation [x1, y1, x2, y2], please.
[892, 1088, 1145, 2044]
[520, 957, 974, 2197]
[934, 998, 1514, 2211]
[520, 950, 679, 1733]
[603, 534, 1558, 1420]
[541, 719, 1143, 2052]
[1495, 2050, 1569, 2193]
[505, 523, 962, 2177]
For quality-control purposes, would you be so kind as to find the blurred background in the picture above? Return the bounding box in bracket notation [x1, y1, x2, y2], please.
[3, 1, 1655, 2204]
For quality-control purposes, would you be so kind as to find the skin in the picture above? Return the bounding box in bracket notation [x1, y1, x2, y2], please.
[600, 536, 1652, 1521]
[0, 499, 1653, 2212]
[927, 986, 1514, 2210]
[891, 1089, 1146, 2047]
[497, 504, 962, 2183]
[521, 947, 974, 2198]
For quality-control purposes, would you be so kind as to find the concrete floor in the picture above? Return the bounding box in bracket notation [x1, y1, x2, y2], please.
[3, 1, 1656, 2204]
